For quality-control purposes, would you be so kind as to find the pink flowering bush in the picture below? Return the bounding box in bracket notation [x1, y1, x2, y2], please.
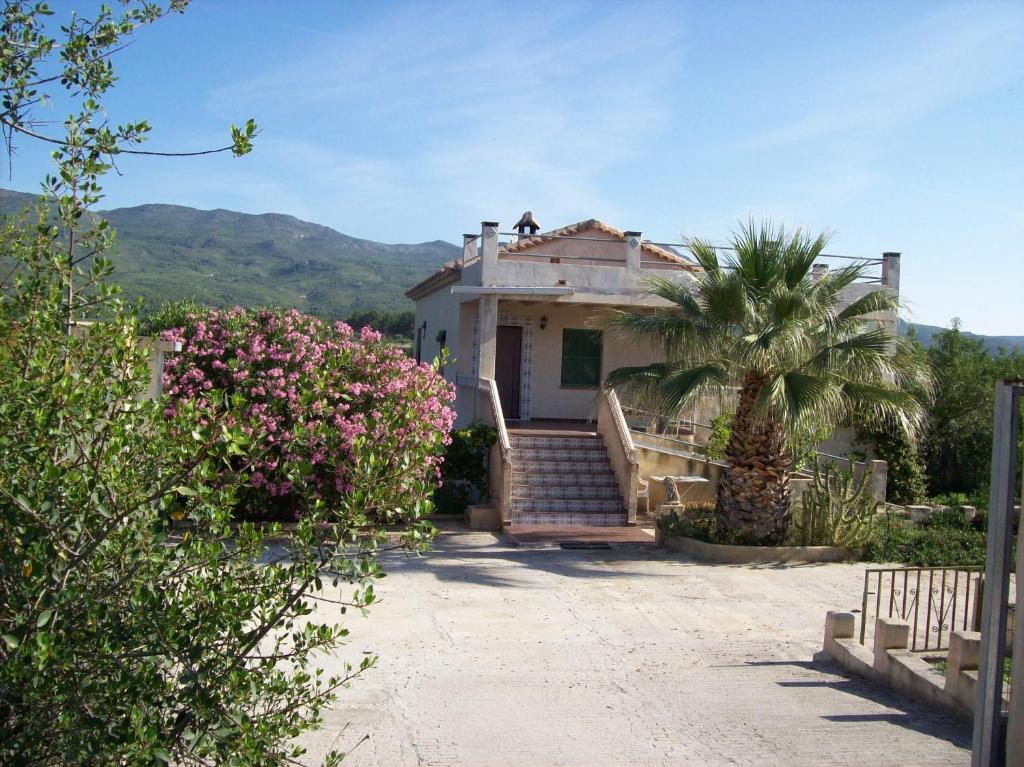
[161, 307, 455, 521]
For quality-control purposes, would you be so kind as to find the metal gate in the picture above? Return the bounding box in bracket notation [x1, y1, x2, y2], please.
[860, 566, 983, 652]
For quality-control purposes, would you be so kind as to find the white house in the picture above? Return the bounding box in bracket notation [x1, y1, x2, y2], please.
[406, 215, 900, 531]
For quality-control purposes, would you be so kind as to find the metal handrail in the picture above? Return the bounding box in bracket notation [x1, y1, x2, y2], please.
[499, 232, 632, 242]
[641, 240, 885, 264]
[497, 251, 627, 264]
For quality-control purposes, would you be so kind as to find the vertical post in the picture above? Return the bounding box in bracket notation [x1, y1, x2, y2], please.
[477, 294, 498, 381]
[624, 231, 642, 278]
[974, 381, 1022, 767]
[1006, 386, 1024, 767]
[463, 233, 477, 266]
[480, 221, 499, 284]
[882, 252, 901, 293]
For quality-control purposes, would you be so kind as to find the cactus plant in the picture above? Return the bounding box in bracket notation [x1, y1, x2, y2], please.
[792, 461, 880, 547]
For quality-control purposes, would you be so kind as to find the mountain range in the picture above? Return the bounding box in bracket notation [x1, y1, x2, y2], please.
[1, 187, 1021, 350]
[896, 319, 1022, 354]
[0, 188, 458, 318]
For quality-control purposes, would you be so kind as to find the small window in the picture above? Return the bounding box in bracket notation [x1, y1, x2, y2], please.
[560, 329, 602, 388]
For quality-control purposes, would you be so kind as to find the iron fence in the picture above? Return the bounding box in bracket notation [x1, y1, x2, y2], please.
[859, 566, 983, 652]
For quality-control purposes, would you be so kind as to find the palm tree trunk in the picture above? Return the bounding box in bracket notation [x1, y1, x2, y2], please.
[716, 373, 791, 543]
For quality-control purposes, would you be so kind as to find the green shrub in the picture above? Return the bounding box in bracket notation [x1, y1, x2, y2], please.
[705, 412, 732, 460]
[858, 425, 928, 505]
[791, 462, 879, 547]
[658, 503, 778, 546]
[433, 421, 498, 514]
[862, 508, 989, 567]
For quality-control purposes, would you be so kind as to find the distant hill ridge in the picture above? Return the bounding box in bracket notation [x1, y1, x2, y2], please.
[0, 188, 459, 318]
[1, 188, 1021, 349]
[896, 318, 1023, 354]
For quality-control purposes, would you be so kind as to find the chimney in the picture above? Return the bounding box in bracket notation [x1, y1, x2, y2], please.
[512, 211, 540, 242]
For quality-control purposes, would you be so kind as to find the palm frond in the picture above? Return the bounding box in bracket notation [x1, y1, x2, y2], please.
[836, 288, 899, 321]
[756, 370, 843, 427]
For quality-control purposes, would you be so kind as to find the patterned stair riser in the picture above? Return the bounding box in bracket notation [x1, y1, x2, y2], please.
[510, 472, 617, 487]
[514, 459, 612, 475]
[513, 448, 609, 462]
[510, 511, 627, 527]
[510, 498, 624, 514]
[509, 436, 602, 450]
[507, 431, 627, 526]
[511, 484, 621, 500]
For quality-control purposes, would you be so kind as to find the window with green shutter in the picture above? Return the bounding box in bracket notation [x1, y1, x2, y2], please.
[560, 329, 602, 388]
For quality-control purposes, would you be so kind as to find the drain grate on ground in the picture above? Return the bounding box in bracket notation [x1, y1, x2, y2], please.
[559, 541, 612, 550]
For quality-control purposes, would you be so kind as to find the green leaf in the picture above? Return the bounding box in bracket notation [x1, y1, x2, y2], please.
[36, 609, 52, 628]
[173, 485, 196, 496]
[3, 634, 20, 649]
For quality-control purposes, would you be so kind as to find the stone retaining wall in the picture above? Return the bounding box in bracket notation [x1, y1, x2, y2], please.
[820, 611, 995, 720]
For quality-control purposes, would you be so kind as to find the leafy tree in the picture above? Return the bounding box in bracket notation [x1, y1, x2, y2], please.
[0, 210, 412, 765]
[0, 2, 448, 763]
[920, 320, 1024, 497]
[344, 309, 415, 339]
[606, 221, 930, 543]
[0, 0, 256, 332]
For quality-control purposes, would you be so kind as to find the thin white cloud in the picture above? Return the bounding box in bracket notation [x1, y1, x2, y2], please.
[740, 3, 1024, 149]
[207, 1, 685, 237]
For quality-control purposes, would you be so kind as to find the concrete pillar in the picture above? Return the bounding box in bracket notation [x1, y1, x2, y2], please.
[948, 631, 981, 677]
[480, 221, 499, 284]
[869, 459, 888, 504]
[624, 231, 642, 287]
[873, 617, 910, 667]
[1006, 463, 1024, 766]
[477, 294, 498, 381]
[882, 252, 901, 293]
[463, 233, 477, 264]
[824, 611, 856, 653]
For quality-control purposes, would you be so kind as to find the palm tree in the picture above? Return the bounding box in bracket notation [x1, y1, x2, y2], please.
[605, 221, 930, 544]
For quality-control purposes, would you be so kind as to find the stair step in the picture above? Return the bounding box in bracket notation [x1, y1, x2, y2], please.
[511, 473, 618, 487]
[511, 511, 628, 527]
[514, 459, 612, 475]
[511, 498, 624, 514]
[510, 435, 602, 450]
[512, 447, 609, 462]
[512, 485, 621, 500]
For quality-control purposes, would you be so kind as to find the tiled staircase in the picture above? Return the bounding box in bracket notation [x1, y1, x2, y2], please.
[509, 431, 627, 527]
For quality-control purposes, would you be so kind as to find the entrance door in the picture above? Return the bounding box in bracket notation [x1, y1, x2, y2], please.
[495, 325, 522, 419]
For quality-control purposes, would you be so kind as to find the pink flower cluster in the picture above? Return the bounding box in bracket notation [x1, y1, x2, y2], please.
[161, 307, 455, 520]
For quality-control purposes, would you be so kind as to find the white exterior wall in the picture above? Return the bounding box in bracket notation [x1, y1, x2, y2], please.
[409, 220, 901, 429]
[453, 300, 660, 422]
[412, 286, 460, 383]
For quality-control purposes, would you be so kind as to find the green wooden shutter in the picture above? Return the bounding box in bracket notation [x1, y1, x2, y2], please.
[560, 329, 602, 388]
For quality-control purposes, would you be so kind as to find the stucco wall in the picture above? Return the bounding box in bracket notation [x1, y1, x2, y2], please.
[413, 286, 460, 380]
[486, 301, 661, 421]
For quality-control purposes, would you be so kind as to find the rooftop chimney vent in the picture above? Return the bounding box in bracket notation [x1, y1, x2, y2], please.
[512, 211, 540, 236]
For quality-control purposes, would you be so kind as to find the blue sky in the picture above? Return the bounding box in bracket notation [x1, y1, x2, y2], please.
[7, 1, 1023, 334]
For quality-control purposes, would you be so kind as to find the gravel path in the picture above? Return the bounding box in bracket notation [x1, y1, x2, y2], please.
[297, 527, 971, 766]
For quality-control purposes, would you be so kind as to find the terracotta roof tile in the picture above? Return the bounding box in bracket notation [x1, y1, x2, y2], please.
[502, 218, 701, 272]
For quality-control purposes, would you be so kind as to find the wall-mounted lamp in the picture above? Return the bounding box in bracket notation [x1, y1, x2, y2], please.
[539, 315, 548, 330]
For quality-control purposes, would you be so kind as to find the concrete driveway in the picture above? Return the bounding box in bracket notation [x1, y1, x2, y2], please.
[298, 526, 970, 766]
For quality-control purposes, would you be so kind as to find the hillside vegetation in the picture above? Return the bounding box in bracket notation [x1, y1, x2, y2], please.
[0, 188, 457, 318]
[3, 188, 1020, 350]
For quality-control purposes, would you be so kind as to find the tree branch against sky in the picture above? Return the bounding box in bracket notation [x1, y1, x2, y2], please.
[0, 0, 257, 331]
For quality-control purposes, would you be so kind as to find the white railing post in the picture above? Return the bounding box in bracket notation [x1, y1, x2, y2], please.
[597, 389, 639, 524]
[882, 251, 901, 293]
[624, 231, 642, 290]
[479, 377, 513, 525]
[463, 233, 478, 265]
[480, 220, 499, 284]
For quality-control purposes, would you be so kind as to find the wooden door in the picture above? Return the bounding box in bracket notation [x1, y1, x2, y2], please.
[495, 325, 522, 419]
